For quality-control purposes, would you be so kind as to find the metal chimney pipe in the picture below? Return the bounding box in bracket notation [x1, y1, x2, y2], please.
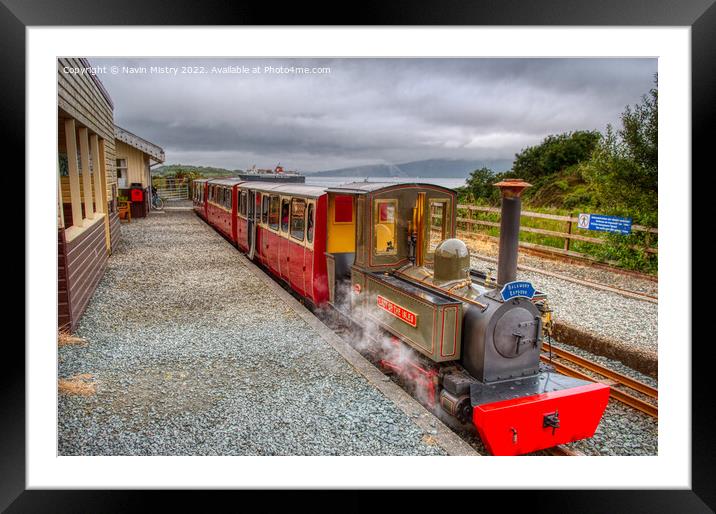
[494, 179, 531, 286]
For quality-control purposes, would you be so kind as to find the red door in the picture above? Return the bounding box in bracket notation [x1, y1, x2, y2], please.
[279, 235, 290, 281]
[304, 248, 314, 301]
[289, 240, 305, 295]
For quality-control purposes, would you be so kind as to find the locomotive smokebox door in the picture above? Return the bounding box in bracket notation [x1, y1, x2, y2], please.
[493, 306, 540, 359]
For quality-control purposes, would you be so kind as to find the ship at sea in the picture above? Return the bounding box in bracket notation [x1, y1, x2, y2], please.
[236, 164, 305, 183]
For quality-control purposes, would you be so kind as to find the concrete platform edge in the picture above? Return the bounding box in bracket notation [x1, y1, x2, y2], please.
[553, 322, 658, 378]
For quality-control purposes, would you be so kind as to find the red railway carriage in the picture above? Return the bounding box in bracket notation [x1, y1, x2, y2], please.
[243, 183, 329, 305]
[205, 178, 243, 241]
[192, 178, 209, 220]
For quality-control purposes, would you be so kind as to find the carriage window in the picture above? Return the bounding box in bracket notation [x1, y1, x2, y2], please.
[428, 199, 449, 253]
[374, 199, 398, 255]
[227, 188, 232, 209]
[280, 199, 290, 232]
[239, 191, 247, 216]
[334, 195, 353, 223]
[290, 198, 306, 241]
[307, 203, 314, 244]
[262, 195, 270, 225]
[269, 195, 280, 230]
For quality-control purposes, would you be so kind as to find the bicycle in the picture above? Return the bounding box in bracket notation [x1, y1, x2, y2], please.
[151, 190, 165, 210]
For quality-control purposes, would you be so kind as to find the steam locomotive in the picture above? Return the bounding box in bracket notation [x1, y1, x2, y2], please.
[192, 176, 609, 455]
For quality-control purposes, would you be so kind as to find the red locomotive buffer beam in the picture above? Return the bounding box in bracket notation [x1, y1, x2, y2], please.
[472, 382, 609, 456]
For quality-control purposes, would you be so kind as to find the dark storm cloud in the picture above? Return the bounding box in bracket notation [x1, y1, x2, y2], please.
[89, 58, 657, 171]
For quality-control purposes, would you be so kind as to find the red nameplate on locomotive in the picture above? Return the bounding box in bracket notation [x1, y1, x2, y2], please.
[376, 295, 418, 327]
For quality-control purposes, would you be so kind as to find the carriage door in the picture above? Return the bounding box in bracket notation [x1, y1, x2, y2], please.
[247, 190, 255, 246]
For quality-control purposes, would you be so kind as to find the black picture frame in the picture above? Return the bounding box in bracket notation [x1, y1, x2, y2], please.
[7, 0, 712, 510]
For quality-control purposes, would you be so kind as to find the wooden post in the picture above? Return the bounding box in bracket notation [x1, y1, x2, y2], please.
[57, 160, 65, 229]
[64, 119, 83, 228]
[90, 135, 104, 214]
[564, 217, 573, 252]
[98, 138, 110, 211]
[97, 138, 112, 252]
[78, 127, 94, 219]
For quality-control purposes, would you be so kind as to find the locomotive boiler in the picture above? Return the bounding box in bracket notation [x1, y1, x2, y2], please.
[192, 175, 610, 455]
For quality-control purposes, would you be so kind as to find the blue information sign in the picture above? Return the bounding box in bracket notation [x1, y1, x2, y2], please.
[500, 281, 536, 301]
[577, 213, 632, 235]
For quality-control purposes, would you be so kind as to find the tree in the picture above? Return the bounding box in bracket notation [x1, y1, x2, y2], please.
[512, 130, 601, 182]
[619, 75, 658, 186]
[579, 75, 658, 223]
[463, 167, 500, 202]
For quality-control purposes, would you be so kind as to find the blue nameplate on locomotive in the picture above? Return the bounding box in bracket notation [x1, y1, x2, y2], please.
[500, 281, 536, 301]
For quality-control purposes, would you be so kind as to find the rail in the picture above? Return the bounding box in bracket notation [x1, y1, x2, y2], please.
[542, 342, 658, 418]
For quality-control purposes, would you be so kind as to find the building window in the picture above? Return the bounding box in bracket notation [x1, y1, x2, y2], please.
[116, 159, 128, 188]
[290, 198, 306, 241]
[280, 198, 290, 233]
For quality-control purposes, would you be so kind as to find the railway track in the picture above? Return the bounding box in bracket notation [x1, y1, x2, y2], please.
[470, 252, 657, 304]
[546, 445, 584, 456]
[541, 342, 658, 418]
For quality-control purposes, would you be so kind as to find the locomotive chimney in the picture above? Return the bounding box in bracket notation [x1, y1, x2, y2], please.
[494, 179, 531, 286]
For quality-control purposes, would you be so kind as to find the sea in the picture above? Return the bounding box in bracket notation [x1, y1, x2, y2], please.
[304, 176, 467, 190]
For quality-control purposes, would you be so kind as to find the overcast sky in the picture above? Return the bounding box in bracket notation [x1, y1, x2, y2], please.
[90, 58, 657, 172]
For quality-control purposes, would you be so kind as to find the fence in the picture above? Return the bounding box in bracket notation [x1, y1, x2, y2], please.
[156, 184, 189, 201]
[455, 204, 658, 264]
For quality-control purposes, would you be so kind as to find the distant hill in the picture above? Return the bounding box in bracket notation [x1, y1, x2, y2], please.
[153, 164, 242, 177]
[308, 158, 512, 178]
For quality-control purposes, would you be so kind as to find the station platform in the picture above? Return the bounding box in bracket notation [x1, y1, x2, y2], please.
[58, 211, 476, 456]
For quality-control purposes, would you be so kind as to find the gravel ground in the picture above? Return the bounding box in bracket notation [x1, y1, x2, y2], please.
[460, 233, 658, 296]
[470, 255, 658, 357]
[58, 211, 446, 456]
[548, 339, 658, 389]
[562, 401, 658, 456]
[163, 199, 193, 209]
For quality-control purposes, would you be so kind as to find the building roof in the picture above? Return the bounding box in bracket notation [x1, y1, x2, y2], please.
[80, 58, 114, 110]
[115, 125, 165, 163]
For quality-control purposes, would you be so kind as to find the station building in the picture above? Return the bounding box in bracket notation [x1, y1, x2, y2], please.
[115, 125, 165, 218]
[57, 58, 161, 331]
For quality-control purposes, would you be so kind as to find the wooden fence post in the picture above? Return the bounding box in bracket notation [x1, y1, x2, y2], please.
[564, 216, 573, 252]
